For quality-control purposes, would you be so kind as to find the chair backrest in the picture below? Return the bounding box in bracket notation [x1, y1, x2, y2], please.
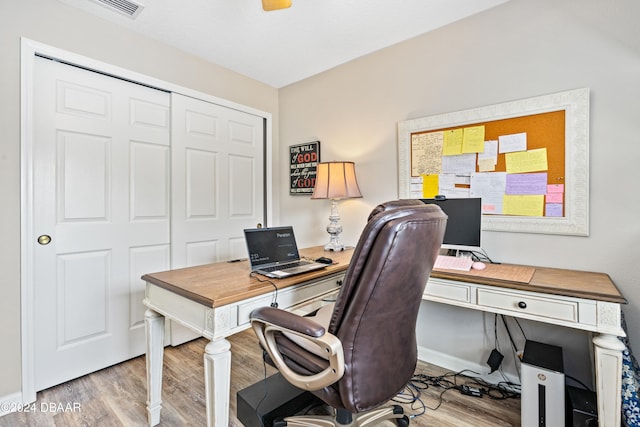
[327, 201, 447, 412]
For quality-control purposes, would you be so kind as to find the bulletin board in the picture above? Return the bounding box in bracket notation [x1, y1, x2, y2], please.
[397, 88, 590, 236]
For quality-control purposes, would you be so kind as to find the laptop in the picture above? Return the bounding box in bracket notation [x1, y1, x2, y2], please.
[244, 226, 328, 278]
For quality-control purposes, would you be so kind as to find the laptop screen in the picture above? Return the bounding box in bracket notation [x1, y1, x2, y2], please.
[244, 226, 300, 269]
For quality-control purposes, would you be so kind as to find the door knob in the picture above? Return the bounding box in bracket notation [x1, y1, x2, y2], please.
[256, 223, 262, 228]
[37, 235, 52, 245]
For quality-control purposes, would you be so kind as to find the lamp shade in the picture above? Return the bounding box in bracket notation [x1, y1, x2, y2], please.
[311, 162, 363, 200]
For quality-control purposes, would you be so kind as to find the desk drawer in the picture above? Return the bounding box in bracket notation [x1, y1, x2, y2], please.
[477, 289, 578, 323]
[425, 280, 471, 303]
[237, 274, 344, 326]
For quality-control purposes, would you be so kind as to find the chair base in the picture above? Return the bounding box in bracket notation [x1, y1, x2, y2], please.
[275, 404, 409, 426]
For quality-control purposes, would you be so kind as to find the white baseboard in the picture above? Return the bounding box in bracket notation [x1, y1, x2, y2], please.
[0, 392, 25, 417]
[417, 345, 520, 388]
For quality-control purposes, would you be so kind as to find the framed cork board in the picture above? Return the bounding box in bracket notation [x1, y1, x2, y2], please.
[397, 88, 589, 236]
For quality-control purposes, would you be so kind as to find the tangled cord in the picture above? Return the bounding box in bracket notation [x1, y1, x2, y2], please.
[392, 369, 521, 419]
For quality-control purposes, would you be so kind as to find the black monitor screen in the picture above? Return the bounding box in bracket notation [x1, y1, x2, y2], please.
[421, 198, 482, 251]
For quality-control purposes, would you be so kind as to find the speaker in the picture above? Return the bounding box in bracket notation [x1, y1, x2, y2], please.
[565, 385, 598, 427]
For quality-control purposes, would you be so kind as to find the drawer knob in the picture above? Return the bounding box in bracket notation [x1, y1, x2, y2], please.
[517, 301, 527, 309]
[337, 280, 343, 286]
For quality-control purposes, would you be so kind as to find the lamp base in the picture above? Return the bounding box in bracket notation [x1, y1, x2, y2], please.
[324, 241, 345, 252]
[324, 199, 345, 251]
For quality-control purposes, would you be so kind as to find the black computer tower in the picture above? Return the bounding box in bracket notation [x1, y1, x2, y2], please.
[237, 373, 323, 427]
[565, 385, 598, 427]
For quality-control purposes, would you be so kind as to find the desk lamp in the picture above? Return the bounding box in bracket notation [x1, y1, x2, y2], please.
[311, 161, 363, 251]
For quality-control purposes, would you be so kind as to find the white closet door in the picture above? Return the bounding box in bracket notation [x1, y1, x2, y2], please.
[32, 56, 171, 391]
[171, 93, 265, 267]
[169, 94, 265, 345]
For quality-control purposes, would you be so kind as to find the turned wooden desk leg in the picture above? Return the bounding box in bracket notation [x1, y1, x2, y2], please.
[145, 309, 165, 427]
[593, 333, 625, 427]
[204, 338, 232, 427]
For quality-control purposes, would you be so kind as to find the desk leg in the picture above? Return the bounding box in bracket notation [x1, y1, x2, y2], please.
[593, 333, 624, 427]
[145, 309, 165, 426]
[204, 338, 232, 427]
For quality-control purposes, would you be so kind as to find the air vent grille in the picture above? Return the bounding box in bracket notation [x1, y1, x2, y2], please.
[90, 0, 144, 18]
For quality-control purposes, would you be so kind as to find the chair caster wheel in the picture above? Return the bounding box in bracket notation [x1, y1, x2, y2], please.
[395, 415, 410, 426]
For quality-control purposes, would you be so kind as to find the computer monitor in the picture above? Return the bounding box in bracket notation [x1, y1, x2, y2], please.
[421, 197, 482, 253]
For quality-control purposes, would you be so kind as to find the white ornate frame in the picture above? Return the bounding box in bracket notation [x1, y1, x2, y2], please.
[397, 88, 590, 236]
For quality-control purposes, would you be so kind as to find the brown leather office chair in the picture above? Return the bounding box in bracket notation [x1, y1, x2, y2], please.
[250, 200, 447, 426]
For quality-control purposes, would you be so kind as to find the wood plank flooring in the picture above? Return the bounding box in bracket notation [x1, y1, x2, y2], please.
[0, 329, 520, 426]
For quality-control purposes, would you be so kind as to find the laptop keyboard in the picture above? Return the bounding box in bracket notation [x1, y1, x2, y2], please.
[260, 260, 310, 273]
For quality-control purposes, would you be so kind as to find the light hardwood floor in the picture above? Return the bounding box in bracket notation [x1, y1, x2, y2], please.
[0, 329, 520, 426]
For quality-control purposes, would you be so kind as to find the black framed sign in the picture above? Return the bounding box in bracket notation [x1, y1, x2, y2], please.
[289, 141, 320, 195]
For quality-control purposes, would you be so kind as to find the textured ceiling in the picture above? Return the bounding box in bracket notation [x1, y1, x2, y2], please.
[59, 0, 509, 88]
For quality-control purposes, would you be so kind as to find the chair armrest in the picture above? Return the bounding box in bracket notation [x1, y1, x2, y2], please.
[251, 307, 345, 391]
[251, 306, 326, 338]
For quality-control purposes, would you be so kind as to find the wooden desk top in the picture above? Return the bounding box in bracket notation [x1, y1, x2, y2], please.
[432, 263, 626, 304]
[142, 245, 626, 308]
[141, 246, 353, 308]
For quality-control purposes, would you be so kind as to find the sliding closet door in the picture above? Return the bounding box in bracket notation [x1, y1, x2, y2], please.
[32, 56, 171, 391]
[171, 94, 265, 267]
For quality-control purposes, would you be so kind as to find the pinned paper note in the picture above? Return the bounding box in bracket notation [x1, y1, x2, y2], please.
[462, 126, 485, 153]
[471, 172, 506, 214]
[503, 195, 544, 216]
[545, 193, 563, 203]
[499, 132, 527, 153]
[506, 173, 548, 195]
[442, 153, 476, 174]
[411, 132, 444, 175]
[478, 140, 498, 172]
[547, 184, 564, 193]
[545, 204, 563, 217]
[421, 174, 439, 198]
[505, 148, 548, 173]
[443, 129, 463, 156]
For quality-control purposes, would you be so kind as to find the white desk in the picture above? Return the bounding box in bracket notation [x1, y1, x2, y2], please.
[424, 263, 627, 427]
[141, 246, 351, 427]
[143, 250, 626, 427]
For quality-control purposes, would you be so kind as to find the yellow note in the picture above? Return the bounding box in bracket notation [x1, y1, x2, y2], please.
[462, 125, 485, 153]
[505, 148, 548, 173]
[421, 174, 439, 198]
[503, 195, 544, 216]
[442, 129, 463, 156]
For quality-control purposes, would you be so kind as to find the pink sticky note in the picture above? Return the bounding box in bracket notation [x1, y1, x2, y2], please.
[547, 184, 564, 193]
[546, 193, 563, 203]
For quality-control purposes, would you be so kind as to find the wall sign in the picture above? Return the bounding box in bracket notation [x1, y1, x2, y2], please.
[289, 141, 320, 195]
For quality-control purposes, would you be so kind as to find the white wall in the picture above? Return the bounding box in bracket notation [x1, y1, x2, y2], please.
[278, 0, 640, 384]
[0, 0, 279, 399]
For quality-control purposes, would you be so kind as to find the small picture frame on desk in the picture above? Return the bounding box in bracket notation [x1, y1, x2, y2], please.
[289, 141, 320, 195]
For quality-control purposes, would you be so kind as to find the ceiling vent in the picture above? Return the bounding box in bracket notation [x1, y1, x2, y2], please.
[89, 0, 145, 19]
